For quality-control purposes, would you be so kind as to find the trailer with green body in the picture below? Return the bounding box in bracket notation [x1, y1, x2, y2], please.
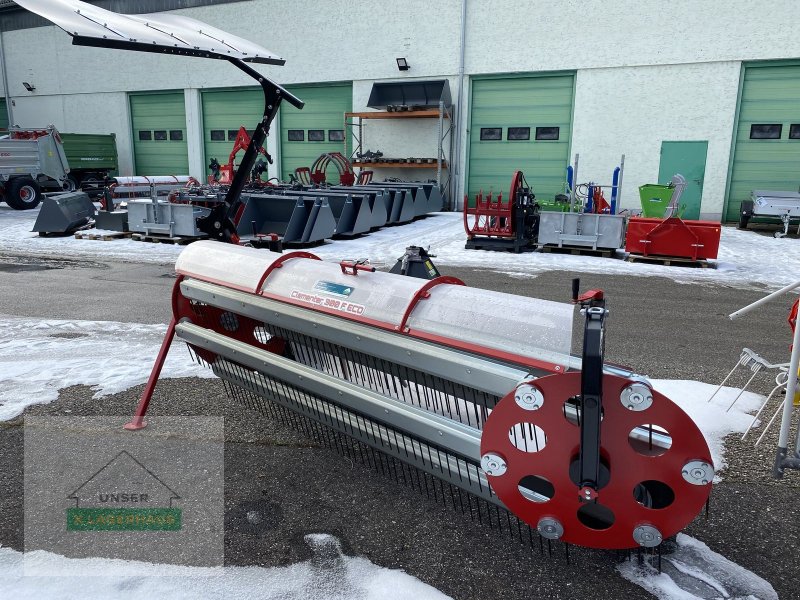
[60, 132, 118, 194]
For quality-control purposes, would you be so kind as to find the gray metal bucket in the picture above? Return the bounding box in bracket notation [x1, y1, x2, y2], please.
[32, 192, 96, 234]
[238, 194, 336, 245]
[537, 212, 626, 250]
[127, 199, 210, 237]
[276, 189, 372, 237]
[331, 185, 389, 229]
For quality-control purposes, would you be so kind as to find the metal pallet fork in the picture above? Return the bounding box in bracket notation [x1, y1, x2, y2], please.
[128, 241, 714, 551]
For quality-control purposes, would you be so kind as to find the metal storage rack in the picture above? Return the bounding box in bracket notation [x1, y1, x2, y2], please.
[344, 101, 452, 204]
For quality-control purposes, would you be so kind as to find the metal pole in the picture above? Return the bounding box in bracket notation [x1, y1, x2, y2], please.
[453, 0, 468, 211]
[729, 280, 800, 320]
[617, 154, 625, 211]
[570, 153, 579, 212]
[775, 321, 800, 476]
[0, 29, 14, 127]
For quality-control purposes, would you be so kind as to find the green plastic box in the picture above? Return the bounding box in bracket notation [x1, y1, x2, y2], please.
[638, 184, 675, 218]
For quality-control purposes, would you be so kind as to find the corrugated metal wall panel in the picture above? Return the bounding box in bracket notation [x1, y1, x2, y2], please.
[279, 84, 352, 181]
[129, 91, 189, 176]
[727, 65, 800, 221]
[201, 88, 264, 176]
[467, 74, 574, 204]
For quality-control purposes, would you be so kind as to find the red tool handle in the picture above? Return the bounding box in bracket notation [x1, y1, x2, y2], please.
[340, 260, 376, 276]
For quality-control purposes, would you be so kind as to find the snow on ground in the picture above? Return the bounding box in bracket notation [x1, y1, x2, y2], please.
[618, 533, 778, 600]
[651, 379, 765, 475]
[0, 315, 213, 421]
[2, 205, 799, 289]
[0, 533, 451, 600]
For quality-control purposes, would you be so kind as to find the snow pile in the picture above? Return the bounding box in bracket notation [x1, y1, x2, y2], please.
[0, 316, 213, 421]
[4, 206, 800, 289]
[618, 533, 778, 600]
[651, 379, 765, 474]
[0, 534, 451, 600]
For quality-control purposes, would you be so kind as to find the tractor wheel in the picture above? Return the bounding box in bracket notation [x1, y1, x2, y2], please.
[4, 177, 42, 210]
[62, 174, 80, 192]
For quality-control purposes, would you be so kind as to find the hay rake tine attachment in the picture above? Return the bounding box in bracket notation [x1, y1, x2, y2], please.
[128, 242, 714, 554]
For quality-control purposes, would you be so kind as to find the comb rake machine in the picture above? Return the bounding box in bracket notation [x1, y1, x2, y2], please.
[128, 241, 714, 551]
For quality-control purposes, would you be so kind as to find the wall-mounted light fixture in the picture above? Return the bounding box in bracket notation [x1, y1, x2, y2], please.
[396, 58, 410, 71]
[22, 81, 35, 92]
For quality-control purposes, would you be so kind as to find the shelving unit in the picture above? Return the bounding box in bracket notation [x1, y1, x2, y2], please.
[345, 101, 453, 202]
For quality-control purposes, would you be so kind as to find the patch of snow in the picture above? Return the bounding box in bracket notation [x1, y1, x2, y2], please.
[0, 534, 451, 600]
[0, 316, 213, 421]
[4, 207, 800, 289]
[651, 379, 765, 475]
[617, 533, 777, 600]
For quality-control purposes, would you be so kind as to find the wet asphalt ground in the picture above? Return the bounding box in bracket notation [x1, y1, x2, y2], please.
[0, 250, 798, 599]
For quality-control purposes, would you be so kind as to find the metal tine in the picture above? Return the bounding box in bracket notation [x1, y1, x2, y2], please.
[742, 380, 787, 440]
[209, 359, 556, 557]
[755, 399, 785, 446]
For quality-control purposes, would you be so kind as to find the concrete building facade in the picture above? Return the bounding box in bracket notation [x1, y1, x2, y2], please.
[2, 0, 799, 220]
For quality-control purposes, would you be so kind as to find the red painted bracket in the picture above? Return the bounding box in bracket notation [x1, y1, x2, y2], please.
[396, 276, 465, 333]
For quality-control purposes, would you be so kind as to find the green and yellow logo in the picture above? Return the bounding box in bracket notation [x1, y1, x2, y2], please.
[66, 451, 182, 532]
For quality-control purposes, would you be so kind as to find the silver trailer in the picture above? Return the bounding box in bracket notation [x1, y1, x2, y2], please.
[0, 126, 70, 209]
[740, 190, 800, 238]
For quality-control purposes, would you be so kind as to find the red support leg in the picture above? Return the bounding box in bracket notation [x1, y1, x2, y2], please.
[124, 318, 177, 431]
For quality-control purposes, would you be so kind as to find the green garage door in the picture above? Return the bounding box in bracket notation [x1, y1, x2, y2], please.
[727, 64, 800, 221]
[130, 92, 189, 175]
[201, 88, 263, 175]
[0, 98, 8, 131]
[280, 84, 352, 181]
[468, 74, 574, 204]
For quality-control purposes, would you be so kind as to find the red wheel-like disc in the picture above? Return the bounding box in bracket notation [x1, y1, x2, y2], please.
[172, 280, 285, 362]
[480, 372, 713, 550]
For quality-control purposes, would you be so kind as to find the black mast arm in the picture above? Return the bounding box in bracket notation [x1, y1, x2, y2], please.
[197, 58, 304, 242]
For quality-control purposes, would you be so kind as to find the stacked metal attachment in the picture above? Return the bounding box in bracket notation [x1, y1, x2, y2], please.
[135, 241, 714, 551]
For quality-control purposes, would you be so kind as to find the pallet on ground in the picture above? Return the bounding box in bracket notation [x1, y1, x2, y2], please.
[539, 244, 616, 258]
[131, 232, 202, 245]
[74, 230, 132, 241]
[625, 253, 714, 268]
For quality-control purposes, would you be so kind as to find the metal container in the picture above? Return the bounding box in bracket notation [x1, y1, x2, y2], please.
[127, 198, 210, 237]
[537, 212, 626, 250]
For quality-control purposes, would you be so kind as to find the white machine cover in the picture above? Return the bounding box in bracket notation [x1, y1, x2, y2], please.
[176, 241, 574, 367]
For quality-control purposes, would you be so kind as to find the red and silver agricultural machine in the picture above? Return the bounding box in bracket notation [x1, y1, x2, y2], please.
[128, 241, 714, 551]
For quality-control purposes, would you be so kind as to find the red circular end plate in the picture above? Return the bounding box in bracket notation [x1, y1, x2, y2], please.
[480, 372, 713, 550]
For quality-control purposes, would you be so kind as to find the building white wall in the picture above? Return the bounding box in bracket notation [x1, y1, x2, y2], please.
[468, 0, 800, 73]
[571, 62, 742, 220]
[3, 0, 799, 217]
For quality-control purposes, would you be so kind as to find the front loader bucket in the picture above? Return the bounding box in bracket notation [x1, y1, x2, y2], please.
[324, 194, 372, 237]
[237, 194, 313, 244]
[331, 186, 388, 229]
[423, 183, 443, 212]
[32, 192, 96, 235]
[300, 197, 337, 244]
[387, 189, 415, 224]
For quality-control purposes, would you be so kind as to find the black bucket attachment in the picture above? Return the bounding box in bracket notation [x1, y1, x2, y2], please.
[275, 189, 372, 237]
[32, 192, 96, 235]
[367, 79, 451, 110]
[331, 186, 389, 229]
[237, 194, 336, 245]
[386, 189, 415, 224]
